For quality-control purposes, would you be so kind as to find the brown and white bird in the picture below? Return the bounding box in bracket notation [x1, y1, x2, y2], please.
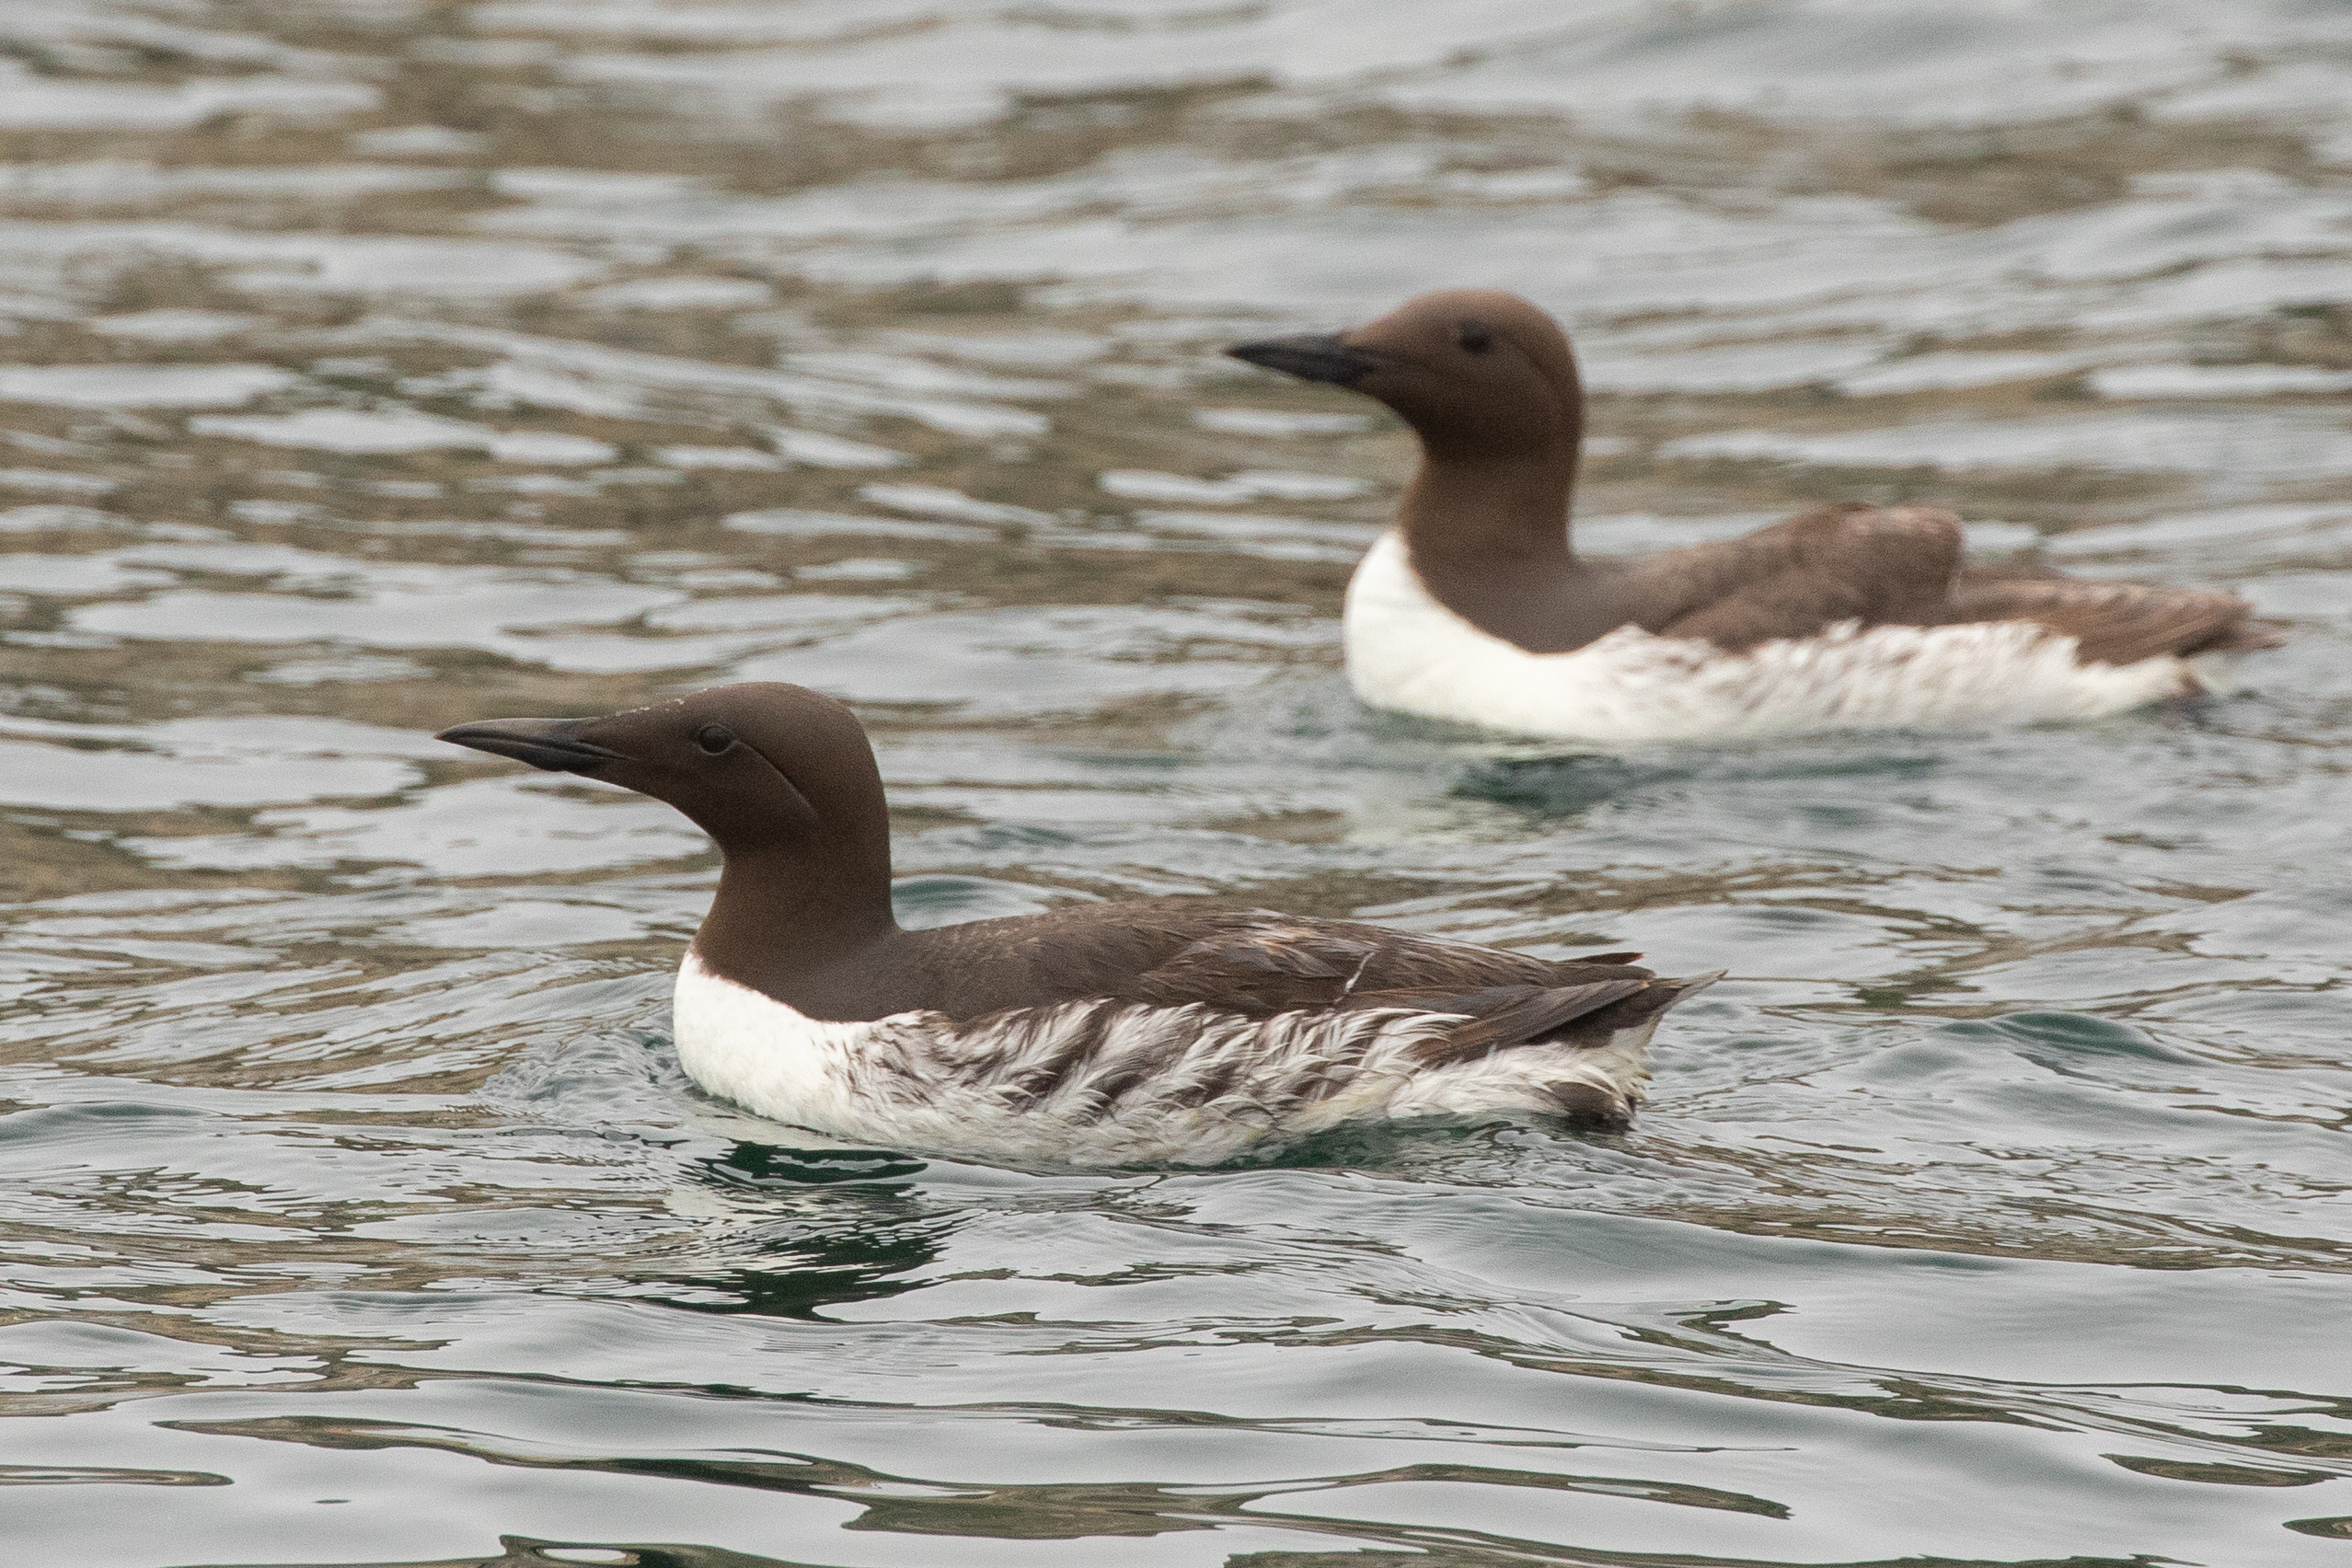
[1229, 288, 2280, 743]
[440, 682, 1716, 1167]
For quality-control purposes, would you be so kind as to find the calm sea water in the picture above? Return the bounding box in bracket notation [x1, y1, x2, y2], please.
[2, 2, 2349, 1563]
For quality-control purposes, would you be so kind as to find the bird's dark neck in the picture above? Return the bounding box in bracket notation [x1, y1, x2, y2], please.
[693, 836, 904, 1016]
[1394, 354, 1587, 572]
[1399, 451, 1579, 571]
[1395, 433, 1625, 652]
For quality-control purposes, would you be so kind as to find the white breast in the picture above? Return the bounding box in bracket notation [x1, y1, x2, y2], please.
[1343, 531, 2209, 744]
[672, 952, 1666, 1167]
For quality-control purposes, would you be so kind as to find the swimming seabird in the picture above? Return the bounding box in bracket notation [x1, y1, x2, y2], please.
[1228, 288, 2281, 743]
[440, 682, 1716, 1166]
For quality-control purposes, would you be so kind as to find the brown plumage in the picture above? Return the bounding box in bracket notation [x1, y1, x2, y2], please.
[918, 906, 1685, 1064]
[1939, 564, 2278, 665]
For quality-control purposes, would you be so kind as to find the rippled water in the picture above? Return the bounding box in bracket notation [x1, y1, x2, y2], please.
[3, 2, 2351, 1562]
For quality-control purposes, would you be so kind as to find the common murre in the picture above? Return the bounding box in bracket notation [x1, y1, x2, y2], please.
[439, 682, 1718, 1167]
[1228, 288, 2282, 744]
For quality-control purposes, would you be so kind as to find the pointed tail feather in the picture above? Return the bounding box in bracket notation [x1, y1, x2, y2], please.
[1945, 574, 2281, 665]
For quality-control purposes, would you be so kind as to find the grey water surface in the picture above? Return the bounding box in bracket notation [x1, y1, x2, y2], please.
[2, 2, 2350, 1563]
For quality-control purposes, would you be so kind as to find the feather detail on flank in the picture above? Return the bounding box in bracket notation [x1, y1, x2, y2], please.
[1346, 533, 2209, 744]
[674, 951, 1688, 1167]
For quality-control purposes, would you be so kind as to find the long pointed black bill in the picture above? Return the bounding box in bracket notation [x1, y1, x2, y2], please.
[1225, 331, 1381, 386]
[436, 717, 621, 774]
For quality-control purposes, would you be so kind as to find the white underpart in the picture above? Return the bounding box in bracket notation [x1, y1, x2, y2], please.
[673, 952, 1667, 1168]
[1343, 531, 2218, 744]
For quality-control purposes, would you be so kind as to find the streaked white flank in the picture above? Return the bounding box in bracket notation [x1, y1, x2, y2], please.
[673, 952, 1670, 1167]
[1343, 531, 2219, 744]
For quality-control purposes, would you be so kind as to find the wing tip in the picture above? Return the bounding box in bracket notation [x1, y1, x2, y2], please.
[2219, 617, 2288, 653]
[1667, 970, 1727, 1006]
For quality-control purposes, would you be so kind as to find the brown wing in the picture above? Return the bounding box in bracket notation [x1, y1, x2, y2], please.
[1130, 915, 1651, 1015]
[1378, 971, 1717, 1066]
[1943, 569, 2282, 664]
[1349, 980, 1647, 1060]
[1128, 915, 1707, 1066]
[905, 903, 1689, 1068]
[1634, 502, 2281, 663]
[1646, 504, 1964, 652]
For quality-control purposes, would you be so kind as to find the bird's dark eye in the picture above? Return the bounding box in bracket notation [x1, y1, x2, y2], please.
[1458, 322, 1493, 354]
[695, 723, 734, 755]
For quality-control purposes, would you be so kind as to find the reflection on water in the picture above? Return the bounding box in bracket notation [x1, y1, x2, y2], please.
[2, 0, 2350, 1562]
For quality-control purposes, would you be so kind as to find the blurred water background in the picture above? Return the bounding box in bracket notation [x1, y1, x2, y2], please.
[1, 1, 2349, 1562]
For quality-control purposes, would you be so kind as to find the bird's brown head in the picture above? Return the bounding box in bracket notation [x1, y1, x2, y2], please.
[1228, 288, 1583, 464]
[435, 682, 887, 867]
